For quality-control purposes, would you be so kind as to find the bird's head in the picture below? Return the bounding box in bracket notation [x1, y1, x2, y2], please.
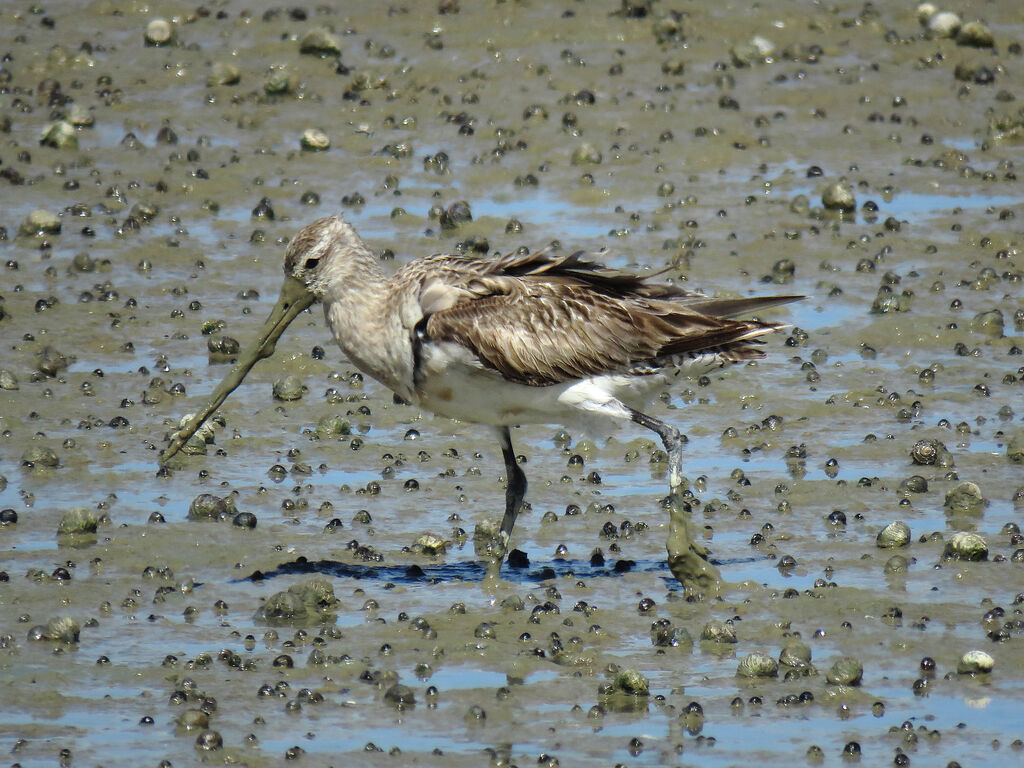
[284, 215, 373, 296]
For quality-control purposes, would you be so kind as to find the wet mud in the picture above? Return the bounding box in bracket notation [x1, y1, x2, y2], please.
[1, 1, 1022, 766]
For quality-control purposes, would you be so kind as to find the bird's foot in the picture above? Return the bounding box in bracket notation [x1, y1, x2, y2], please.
[667, 548, 721, 596]
[473, 519, 513, 582]
[491, 530, 511, 562]
[666, 497, 721, 596]
[473, 519, 505, 559]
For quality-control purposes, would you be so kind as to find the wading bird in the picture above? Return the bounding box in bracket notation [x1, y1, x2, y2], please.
[162, 215, 800, 590]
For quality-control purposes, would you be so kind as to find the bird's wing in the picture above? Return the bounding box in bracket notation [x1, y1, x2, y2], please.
[402, 248, 700, 299]
[422, 275, 782, 386]
[392, 250, 796, 387]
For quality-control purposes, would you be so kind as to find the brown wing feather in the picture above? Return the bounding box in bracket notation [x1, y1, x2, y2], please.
[401, 247, 799, 387]
[424, 279, 784, 386]
[402, 248, 706, 300]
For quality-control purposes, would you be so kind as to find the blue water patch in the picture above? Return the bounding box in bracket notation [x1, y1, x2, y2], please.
[883, 191, 1021, 217]
[418, 663, 558, 691]
[259, 728, 484, 759]
[470, 194, 615, 241]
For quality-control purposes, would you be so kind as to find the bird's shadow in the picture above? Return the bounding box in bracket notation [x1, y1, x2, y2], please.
[243, 552, 759, 588]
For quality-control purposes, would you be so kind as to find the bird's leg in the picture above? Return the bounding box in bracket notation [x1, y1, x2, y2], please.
[628, 406, 721, 594]
[486, 426, 527, 573]
[627, 408, 687, 495]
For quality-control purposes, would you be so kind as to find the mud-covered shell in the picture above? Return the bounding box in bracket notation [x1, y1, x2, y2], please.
[701, 620, 738, 644]
[254, 579, 339, 626]
[737, 652, 779, 678]
[943, 531, 988, 561]
[825, 656, 863, 686]
[876, 520, 911, 548]
[612, 669, 650, 696]
[944, 482, 987, 515]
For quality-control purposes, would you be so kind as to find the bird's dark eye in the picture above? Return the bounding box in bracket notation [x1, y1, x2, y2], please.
[304, 257, 321, 270]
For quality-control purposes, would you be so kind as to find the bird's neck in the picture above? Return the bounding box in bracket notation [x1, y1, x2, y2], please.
[321, 252, 416, 402]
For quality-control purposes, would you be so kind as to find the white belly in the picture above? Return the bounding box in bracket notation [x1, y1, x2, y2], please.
[414, 341, 663, 428]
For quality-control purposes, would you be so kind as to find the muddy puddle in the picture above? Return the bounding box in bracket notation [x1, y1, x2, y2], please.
[1, 1, 1022, 766]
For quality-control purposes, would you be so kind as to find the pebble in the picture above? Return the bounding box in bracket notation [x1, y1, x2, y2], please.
[57, 507, 99, 535]
[144, 19, 174, 46]
[943, 531, 988, 561]
[412, 533, 446, 555]
[1008, 433, 1024, 463]
[264, 68, 291, 95]
[22, 446, 59, 467]
[194, 730, 223, 751]
[898, 475, 928, 494]
[300, 128, 331, 151]
[130, 201, 159, 222]
[876, 520, 911, 548]
[299, 28, 342, 56]
[956, 20, 994, 48]
[957, 650, 994, 674]
[232, 512, 257, 529]
[176, 710, 210, 730]
[273, 375, 307, 401]
[187, 493, 231, 521]
[915, 3, 937, 24]
[650, 619, 692, 648]
[39, 120, 77, 149]
[944, 482, 987, 515]
[730, 36, 775, 67]
[701, 620, 738, 644]
[571, 143, 603, 165]
[927, 11, 962, 38]
[207, 62, 241, 87]
[825, 656, 863, 685]
[207, 336, 240, 363]
[255, 579, 338, 626]
[19, 209, 62, 237]
[821, 182, 855, 212]
[316, 415, 351, 437]
[969, 309, 1003, 338]
[736, 652, 778, 678]
[612, 669, 650, 695]
[182, 414, 217, 445]
[66, 104, 94, 127]
[29, 616, 80, 644]
[384, 684, 416, 709]
[884, 554, 909, 574]
[779, 641, 813, 671]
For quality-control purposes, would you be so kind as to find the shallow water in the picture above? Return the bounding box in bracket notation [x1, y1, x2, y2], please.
[1, 1, 1023, 766]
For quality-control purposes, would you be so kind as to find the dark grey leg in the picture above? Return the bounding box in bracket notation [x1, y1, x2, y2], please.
[627, 408, 685, 493]
[497, 425, 527, 557]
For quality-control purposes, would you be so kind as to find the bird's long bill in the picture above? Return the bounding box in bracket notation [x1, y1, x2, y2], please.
[159, 276, 315, 464]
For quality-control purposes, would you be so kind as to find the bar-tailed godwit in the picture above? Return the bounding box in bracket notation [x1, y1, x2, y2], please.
[162, 215, 800, 591]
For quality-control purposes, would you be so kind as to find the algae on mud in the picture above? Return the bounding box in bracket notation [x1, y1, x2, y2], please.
[0, 0, 1022, 766]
